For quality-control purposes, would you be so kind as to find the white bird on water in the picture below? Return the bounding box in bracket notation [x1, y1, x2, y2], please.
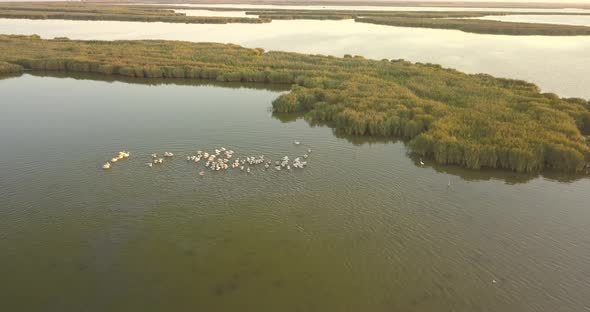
[102, 162, 111, 169]
[420, 159, 425, 166]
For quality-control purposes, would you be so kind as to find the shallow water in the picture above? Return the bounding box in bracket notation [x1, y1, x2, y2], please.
[1, 73, 589, 311]
[1, 18, 589, 99]
[175, 9, 258, 18]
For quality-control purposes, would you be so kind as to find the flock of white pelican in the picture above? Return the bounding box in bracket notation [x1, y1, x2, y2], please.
[102, 142, 311, 175]
[102, 151, 130, 169]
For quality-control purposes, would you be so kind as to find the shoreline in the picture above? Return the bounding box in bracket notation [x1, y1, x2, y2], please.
[1, 35, 588, 174]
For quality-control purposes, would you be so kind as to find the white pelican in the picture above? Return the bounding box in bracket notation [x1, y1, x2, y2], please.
[147, 163, 153, 167]
[151, 153, 157, 158]
[199, 171, 205, 176]
[111, 157, 118, 163]
[307, 149, 312, 153]
[246, 167, 251, 173]
[294, 141, 300, 145]
[102, 162, 111, 169]
[420, 159, 425, 166]
[303, 154, 308, 159]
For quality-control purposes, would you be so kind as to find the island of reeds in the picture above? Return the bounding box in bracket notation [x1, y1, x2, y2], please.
[0, 34, 588, 174]
[2, 2, 590, 36]
[0, 2, 270, 24]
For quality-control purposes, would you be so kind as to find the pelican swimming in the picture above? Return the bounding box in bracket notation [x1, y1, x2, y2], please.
[420, 159, 425, 166]
[147, 162, 153, 167]
[102, 162, 111, 169]
[111, 157, 118, 163]
[164, 152, 174, 157]
[294, 141, 300, 145]
[246, 167, 251, 173]
[151, 153, 157, 158]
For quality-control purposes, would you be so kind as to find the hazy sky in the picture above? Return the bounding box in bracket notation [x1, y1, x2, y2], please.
[1, 0, 590, 3]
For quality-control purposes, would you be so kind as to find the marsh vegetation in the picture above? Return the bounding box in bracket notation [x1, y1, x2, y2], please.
[0, 3, 270, 24]
[0, 34, 588, 173]
[2, 3, 590, 35]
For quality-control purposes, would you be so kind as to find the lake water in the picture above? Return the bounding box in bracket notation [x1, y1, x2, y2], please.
[176, 9, 258, 18]
[1, 18, 589, 99]
[1, 73, 589, 311]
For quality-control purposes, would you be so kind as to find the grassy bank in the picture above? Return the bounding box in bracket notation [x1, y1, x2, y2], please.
[0, 3, 270, 24]
[0, 34, 588, 173]
[242, 10, 590, 35]
[0, 61, 24, 74]
[355, 16, 590, 36]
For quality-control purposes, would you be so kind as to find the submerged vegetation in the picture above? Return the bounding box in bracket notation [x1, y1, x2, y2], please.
[1, 3, 590, 35]
[0, 34, 588, 173]
[0, 3, 270, 24]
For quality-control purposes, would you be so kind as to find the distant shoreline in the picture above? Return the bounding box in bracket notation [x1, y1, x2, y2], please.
[86, 1, 590, 10]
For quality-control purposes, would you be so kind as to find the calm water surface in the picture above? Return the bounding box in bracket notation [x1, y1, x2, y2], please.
[1, 74, 589, 311]
[175, 9, 258, 18]
[1, 18, 589, 99]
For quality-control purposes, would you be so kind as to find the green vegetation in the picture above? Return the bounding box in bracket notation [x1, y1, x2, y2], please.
[0, 3, 270, 24]
[0, 34, 588, 173]
[0, 61, 23, 74]
[235, 9, 590, 35]
[355, 16, 590, 36]
[1, 3, 590, 35]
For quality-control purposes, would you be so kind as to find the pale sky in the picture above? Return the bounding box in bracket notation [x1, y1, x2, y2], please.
[1, 0, 590, 3]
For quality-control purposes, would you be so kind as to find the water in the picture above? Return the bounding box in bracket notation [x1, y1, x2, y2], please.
[1, 73, 589, 311]
[1, 18, 589, 99]
[175, 9, 258, 18]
